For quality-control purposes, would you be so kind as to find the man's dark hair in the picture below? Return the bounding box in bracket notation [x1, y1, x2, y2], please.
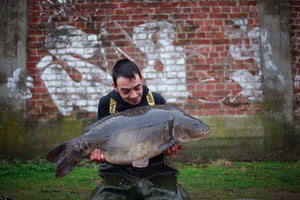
[112, 59, 142, 86]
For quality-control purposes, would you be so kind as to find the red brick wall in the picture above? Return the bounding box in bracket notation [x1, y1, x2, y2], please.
[290, 0, 300, 116]
[26, 0, 296, 120]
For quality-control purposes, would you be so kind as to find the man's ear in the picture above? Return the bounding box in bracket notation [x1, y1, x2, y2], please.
[112, 82, 118, 92]
[140, 74, 144, 84]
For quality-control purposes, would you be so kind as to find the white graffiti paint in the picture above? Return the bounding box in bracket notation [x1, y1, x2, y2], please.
[228, 20, 261, 65]
[295, 73, 300, 114]
[295, 75, 300, 87]
[199, 19, 263, 104]
[260, 29, 277, 72]
[186, 45, 213, 61]
[40, 0, 97, 25]
[197, 70, 215, 83]
[291, 24, 300, 114]
[37, 25, 111, 115]
[132, 21, 190, 102]
[198, 95, 241, 104]
[229, 20, 262, 99]
[260, 28, 285, 88]
[44, 26, 99, 59]
[99, 22, 139, 63]
[7, 68, 33, 99]
[232, 69, 262, 101]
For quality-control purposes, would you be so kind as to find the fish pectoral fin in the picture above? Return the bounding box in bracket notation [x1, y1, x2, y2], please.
[157, 139, 176, 152]
[132, 156, 149, 168]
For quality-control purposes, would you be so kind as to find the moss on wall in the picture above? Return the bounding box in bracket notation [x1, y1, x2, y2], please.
[172, 115, 299, 163]
[0, 104, 97, 159]
[24, 119, 85, 159]
[262, 117, 300, 160]
[172, 115, 266, 163]
[0, 107, 29, 159]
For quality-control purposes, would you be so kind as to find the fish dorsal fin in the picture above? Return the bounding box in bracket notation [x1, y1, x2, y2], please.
[132, 156, 149, 168]
[157, 139, 176, 152]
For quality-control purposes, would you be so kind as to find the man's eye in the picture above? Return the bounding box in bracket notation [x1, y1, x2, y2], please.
[134, 86, 141, 91]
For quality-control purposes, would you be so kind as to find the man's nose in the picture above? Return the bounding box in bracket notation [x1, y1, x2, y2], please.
[129, 90, 138, 98]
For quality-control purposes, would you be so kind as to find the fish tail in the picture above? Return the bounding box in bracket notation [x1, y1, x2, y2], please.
[46, 142, 82, 178]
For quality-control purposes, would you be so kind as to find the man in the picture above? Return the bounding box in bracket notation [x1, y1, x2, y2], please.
[88, 59, 190, 200]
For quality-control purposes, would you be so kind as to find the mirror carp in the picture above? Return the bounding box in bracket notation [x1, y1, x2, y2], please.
[46, 105, 210, 177]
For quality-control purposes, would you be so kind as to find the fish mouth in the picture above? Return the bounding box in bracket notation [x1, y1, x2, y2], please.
[204, 130, 211, 136]
[192, 129, 211, 140]
[176, 130, 211, 143]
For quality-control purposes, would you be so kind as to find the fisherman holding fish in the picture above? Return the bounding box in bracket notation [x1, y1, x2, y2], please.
[88, 59, 191, 200]
[46, 58, 210, 198]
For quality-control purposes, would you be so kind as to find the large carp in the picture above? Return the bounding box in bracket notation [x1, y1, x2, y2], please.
[46, 105, 210, 178]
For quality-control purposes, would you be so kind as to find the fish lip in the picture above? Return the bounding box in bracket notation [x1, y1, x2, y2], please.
[204, 130, 211, 136]
[176, 130, 211, 143]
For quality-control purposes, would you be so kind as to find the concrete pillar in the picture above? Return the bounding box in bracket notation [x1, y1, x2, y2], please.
[0, 0, 28, 113]
[0, 0, 28, 158]
[259, 0, 294, 124]
[259, 0, 299, 159]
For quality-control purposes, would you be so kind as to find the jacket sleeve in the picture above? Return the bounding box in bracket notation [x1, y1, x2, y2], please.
[97, 95, 110, 120]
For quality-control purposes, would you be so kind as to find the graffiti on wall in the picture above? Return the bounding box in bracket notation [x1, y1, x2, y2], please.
[39, 0, 97, 25]
[132, 21, 190, 102]
[7, 68, 33, 99]
[199, 19, 263, 103]
[33, 20, 264, 115]
[291, 25, 300, 114]
[227, 19, 262, 102]
[296, 74, 300, 114]
[35, 21, 191, 115]
[260, 28, 285, 87]
[17, 0, 266, 116]
[36, 25, 112, 115]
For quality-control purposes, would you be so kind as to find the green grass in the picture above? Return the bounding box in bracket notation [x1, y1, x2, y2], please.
[176, 160, 300, 200]
[0, 158, 299, 200]
[0, 158, 100, 200]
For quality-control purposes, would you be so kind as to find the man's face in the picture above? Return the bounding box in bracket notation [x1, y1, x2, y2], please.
[113, 73, 144, 105]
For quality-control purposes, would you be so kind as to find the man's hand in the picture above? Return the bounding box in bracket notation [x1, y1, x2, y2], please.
[90, 148, 106, 164]
[163, 144, 183, 157]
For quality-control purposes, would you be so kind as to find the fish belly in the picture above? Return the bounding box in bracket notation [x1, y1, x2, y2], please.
[101, 125, 168, 167]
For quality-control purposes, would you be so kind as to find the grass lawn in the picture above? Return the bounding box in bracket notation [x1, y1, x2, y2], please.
[0, 158, 299, 200]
